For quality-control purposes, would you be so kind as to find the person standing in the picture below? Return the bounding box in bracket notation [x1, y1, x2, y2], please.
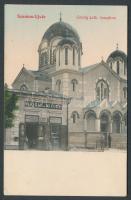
[108, 133, 112, 148]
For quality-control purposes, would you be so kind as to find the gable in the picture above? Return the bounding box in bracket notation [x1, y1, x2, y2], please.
[82, 62, 126, 83]
[12, 67, 35, 90]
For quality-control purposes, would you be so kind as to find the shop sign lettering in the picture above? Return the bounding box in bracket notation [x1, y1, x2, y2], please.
[25, 100, 62, 110]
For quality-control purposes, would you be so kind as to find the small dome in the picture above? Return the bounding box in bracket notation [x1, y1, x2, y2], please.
[107, 50, 127, 63]
[42, 21, 80, 44]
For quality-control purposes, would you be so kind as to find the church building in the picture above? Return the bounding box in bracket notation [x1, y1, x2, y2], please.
[5, 16, 127, 150]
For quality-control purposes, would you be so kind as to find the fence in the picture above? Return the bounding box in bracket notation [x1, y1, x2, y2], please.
[69, 132, 127, 150]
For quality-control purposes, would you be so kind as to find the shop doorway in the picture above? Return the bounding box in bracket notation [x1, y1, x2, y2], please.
[25, 123, 38, 149]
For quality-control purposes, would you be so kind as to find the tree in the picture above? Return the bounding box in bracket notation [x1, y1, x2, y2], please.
[4, 86, 19, 128]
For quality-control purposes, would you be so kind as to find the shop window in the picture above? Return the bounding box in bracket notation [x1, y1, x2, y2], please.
[96, 80, 109, 101]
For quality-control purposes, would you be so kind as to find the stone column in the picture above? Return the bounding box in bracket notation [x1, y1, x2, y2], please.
[45, 124, 52, 150]
[84, 118, 87, 132]
[110, 120, 113, 133]
[96, 118, 100, 132]
[121, 120, 125, 134]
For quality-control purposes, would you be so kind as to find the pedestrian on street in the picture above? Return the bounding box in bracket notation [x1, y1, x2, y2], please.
[108, 133, 112, 148]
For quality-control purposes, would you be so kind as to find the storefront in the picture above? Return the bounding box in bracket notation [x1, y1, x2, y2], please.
[5, 90, 68, 150]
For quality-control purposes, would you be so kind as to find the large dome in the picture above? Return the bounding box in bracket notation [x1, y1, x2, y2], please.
[107, 50, 127, 63]
[42, 21, 80, 44]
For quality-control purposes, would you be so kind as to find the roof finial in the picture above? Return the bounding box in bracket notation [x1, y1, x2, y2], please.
[116, 43, 119, 50]
[23, 64, 24, 68]
[59, 12, 62, 22]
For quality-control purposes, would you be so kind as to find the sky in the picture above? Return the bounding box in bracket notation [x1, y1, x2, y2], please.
[4, 5, 127, 86]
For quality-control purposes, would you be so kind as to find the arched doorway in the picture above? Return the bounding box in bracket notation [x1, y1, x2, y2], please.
[112, 112, 122, 133]
[100, 111, 110, 133]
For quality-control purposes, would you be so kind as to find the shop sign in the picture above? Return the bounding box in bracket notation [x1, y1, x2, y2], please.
[24, 100, 62, 110]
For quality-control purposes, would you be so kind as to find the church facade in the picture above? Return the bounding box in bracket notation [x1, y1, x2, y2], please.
[5, 18, 127, 150]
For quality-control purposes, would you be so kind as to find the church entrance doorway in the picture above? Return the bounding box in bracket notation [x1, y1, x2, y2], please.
[100, 113, 109, 133]
[100, 112, 110, 147]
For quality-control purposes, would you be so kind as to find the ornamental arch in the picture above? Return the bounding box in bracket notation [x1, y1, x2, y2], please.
[99, 110, 111, 133]
[84, 110, 97, 132]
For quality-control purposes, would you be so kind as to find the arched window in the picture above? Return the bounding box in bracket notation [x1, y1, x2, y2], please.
[110, 62, 112, 69]
[96, 87, 100, 100]
[20, 84, 28, 91]
[71, 111, 79, 124]
[96, 80, 109, 101]
[50, 49, 52, 64]
[117, 61, 120, 75]
[41, 52, 48, 65]
[123, 87, 127, 99]
[78, 50, 80, 66]
[71, 79, 78, 92]
[56, 80, 61, 92]
[65, 47, 68, 65]
[53, 49, 56, 65]
[73, 48, 75, 65]
[124, 63, 126, 75]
